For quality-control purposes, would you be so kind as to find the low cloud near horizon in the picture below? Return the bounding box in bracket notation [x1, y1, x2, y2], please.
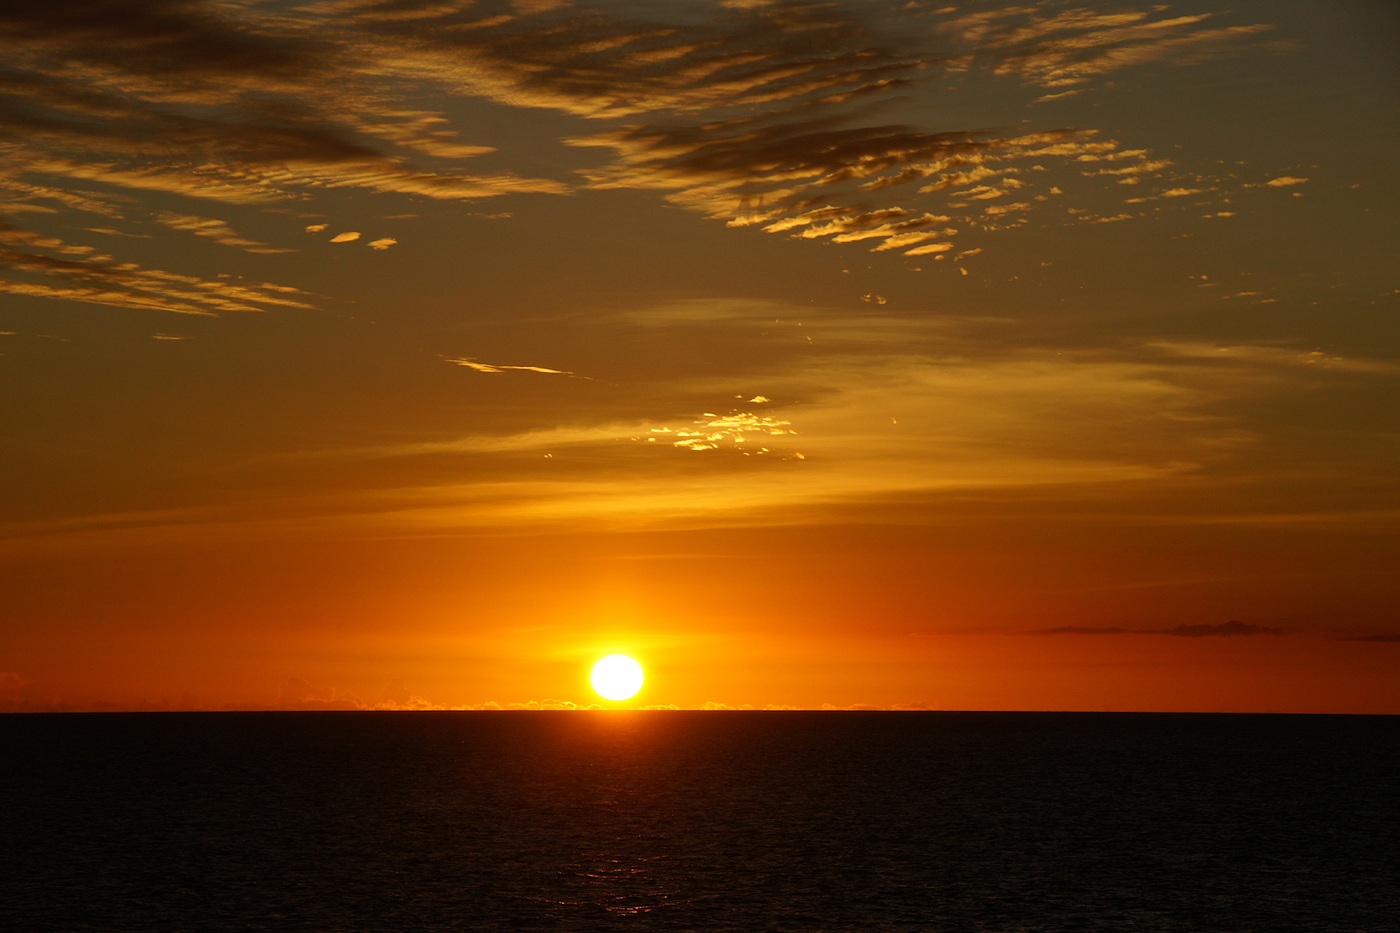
[1032, 620, 1279, 637]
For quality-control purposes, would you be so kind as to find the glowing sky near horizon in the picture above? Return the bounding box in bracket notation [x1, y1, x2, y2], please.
[1, 0, 1397, 712]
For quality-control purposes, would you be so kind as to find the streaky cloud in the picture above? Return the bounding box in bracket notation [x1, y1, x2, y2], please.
[1160, 620, 1277, 638]
[154, 211, 294, 254]
[1333, 633, 1400, 644]
[0, 219, 315, 315]
[0, 0, 1279, 314]
[0, 0, 562, 314]
[1032, 620, 1279, 637]
[447, 357, 590, 378]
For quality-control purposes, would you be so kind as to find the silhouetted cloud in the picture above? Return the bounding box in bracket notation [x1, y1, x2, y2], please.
[1033, 620, 1279, 637]
[1335, 633, 1400, 644]
[272, 676, 444, 710]
[1161, 620, 1275, 637]
[1035, 626, 1134, 636]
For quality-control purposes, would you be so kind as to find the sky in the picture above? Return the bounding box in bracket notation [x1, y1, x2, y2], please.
[1, 0, 1397, 713]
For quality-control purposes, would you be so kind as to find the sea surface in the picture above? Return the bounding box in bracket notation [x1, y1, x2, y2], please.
[3, 711, 1397, 931]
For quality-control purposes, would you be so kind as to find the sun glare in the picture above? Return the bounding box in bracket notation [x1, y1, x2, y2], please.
[591, 654, 644, 702]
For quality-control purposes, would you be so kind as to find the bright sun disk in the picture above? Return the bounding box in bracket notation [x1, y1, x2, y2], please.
[591, 654, 644, 701]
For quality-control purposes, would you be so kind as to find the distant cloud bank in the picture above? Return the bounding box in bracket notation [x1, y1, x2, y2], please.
[1034, 620, 1279, 637]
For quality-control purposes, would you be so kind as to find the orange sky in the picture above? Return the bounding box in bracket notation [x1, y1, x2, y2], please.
[1, 0, 1397, 712]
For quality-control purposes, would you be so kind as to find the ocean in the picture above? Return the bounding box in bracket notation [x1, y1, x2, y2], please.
[3, 711, 1397, 931]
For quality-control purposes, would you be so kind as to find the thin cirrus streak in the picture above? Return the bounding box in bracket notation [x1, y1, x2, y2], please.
[0, 221, 313, 315]
[153, 211, 294, 254]
[0, 0, 1281, 316]
[447, 357, 590, 378]
[1031, 620, 1280, 638]
[941, 8, 1278, 93]
[344, 344, 1291, 529]
[340, 288, 1398, 536]
[2, 337, 1392, 552]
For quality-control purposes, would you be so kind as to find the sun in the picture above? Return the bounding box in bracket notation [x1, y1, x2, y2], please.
[591, 654, 644, 702]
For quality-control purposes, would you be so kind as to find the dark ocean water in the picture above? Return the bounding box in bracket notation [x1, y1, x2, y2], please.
[3, 712, 1397, 931]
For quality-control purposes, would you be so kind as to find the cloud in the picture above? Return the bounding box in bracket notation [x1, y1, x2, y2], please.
[274, 676, 445, 710]
[8, 274, 1393, 549]
[498, 699, 601, 711]
[0, 220, 316, 315]
[368, 237, 397, 249]
[1034, 626, 1134, 636]
[657, 410, 797, 454]
[154, 211, 293, 253]
[942, 7, 1276, 89]
[1146, 341, 1399, 376]
[276, 677, 362, 710]
[700, 701, 801, 710]
[340, 319, 1277, 529]
[447, 357, 589, 378]
[1265, 176, 1309, 187]
[329, 231, 361, 243]
[313, 0, 1262, 257]
[570, 119, 1157, 256]
[1, 0, 1277, 314]
[213, 296, 1383, 536]
[1334, 633, 1400, 644]
[0, 0, 563, 314]
[1033, 620, 1279, 637]
[1160, 620, 1277, 637]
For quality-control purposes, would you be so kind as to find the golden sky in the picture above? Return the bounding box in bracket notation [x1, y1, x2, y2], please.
[2, 0, 1397, 712]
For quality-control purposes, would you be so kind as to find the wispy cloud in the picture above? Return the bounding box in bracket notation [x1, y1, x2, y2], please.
[1034, 620, 1279, 637]
[447, 357, 591, 378]
[941, 6, 1276, 88]
[1, 1, 1277, 315]
[0, 218, 314, 315]
[506, 2, 1267, 255]
[331, 321, 1293, 529]
[153, 211, 293, 254]
[5, 281, 1392, 549]
[0, 0, 563, 313]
